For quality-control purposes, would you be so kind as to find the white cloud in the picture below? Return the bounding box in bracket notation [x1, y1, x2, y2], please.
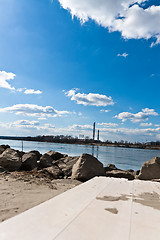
[6, 120, 55, 132]
[100, 109, 110, 113]
[17, 88, 26, 92]
[57, 0, 160, 46]
[98, 122, 118, 127]
[140, 122, 152, 127]
[103, 127, 160, 136]
[0, 71, 15, 90]
[0, 104, 72, 118]
[1, 120, 160, 141]
[0, 71, 42, 94]
[65, 89, 114, 106]
[43, 123, 55, 129]
[38, 117, 47, 120]
[69, 124, 93, 131]
[115, 108, 158, 123]
[13, 120, 40, 126]
[56, 124, 160, 141]
[24, 89, 42, 95]
[117, 52, 128, 58]
[65, 124, 160, 138]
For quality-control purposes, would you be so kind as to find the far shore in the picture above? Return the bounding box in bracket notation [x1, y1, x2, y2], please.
[0, 136, 160, 151]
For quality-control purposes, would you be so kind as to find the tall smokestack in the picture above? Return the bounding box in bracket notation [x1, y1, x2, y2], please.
[97, 130, 99, 141]
[93, 122, 95, 140]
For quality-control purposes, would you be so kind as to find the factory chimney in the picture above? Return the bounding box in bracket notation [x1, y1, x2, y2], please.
[97, 130, 100, 141]
[93, 122, 96, 140]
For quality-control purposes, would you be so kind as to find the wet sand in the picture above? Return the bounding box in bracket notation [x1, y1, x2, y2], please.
[0, 171, 81, 223]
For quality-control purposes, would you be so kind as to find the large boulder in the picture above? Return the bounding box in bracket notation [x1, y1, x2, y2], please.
[54, 156, 79, 177]
[71, 153, 105, 181]
[38, 153, 53, 169]
[0, 148, 22, 171]
[138, 157, 160, 180]
[46, 151, 67, 161]
[106, 170, 135, 180]
[21, 152, 38, 171]
[42, 166, 64, 179]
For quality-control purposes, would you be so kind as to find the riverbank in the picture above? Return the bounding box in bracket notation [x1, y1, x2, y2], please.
[0, 136, 160, 150]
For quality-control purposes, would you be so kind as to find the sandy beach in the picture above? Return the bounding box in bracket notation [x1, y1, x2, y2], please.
[0, 171, 81, 223]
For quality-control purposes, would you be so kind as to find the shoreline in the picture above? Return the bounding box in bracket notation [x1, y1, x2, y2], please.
[0, 144, 160, 223]
[0, 137, 160, 151]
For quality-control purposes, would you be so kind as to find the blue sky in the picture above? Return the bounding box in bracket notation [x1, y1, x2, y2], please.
[0, 0, 160, 142]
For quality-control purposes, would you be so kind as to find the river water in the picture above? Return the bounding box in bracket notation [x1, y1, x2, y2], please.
[0, 139, 160, 170]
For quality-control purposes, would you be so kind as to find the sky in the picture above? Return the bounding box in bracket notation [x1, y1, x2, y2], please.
[0, 0, 160, 142]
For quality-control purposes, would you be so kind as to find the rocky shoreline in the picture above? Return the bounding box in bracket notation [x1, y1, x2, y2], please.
[0, 144, 160, 182]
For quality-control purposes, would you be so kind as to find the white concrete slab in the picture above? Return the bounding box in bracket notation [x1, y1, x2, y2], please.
[0, 177, 160, 240]
[130, 180, 160, 240]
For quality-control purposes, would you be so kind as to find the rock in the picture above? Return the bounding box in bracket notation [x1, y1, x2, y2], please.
[0, 145, 10, 155]
[0, 148, 22, 171]
[0, 146, 5, 155]
[138, 157, 160, 180]
[71, 153, 105, 181]
[21, 152, 38, 171]
[54, 156, 79, 177]
[0, 145, 10, 150]
[127, 169, 134, 173]
[28, 150, 41, 160]
[134, 170, 140, 176]
[38, 154, 53, 169]
[106, 170, 135, 180]
[104, 164, 119, 172]
[46, 151, 67, 161]
[42, 166, 64, 179]
[0, 166, 7, 173]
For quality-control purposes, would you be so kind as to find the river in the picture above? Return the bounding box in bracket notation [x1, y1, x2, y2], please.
[0, 139, 160, 170]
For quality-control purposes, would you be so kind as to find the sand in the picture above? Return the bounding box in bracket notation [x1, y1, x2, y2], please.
[0, 171, 81, 223]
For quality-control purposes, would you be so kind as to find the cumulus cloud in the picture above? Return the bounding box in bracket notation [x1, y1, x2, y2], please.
[0, 71, 15, 90]
[117, 53, 128, 58]
[57, 0, 160, 46]
[0, 71, 42, 94]
[115, 108, 158, 123]
[6, 120, 55, 132]
[13, 120, 40, 126]
[0, 104, 72, 118]
[98, 122, 118, 127]
[24, 89, 42, 95]
[65, 89, 114, 106]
